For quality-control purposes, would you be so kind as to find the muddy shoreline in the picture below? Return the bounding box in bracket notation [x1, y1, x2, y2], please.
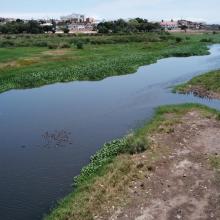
[46, 104, 220, 220]
[178, 85, 220, 100]
[109, 108, 220, 220]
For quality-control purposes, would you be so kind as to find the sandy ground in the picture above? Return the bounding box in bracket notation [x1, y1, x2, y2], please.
[108, 110, 220, 220]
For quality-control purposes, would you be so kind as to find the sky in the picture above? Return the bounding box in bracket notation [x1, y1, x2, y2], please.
[1, 0, 220, 24]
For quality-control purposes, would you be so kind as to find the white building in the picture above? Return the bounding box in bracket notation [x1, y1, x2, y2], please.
[60, 13, 85, 23]
[160, 20, 178, 30]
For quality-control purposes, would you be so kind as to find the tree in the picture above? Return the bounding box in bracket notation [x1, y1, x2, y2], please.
[62, 27, 70, 34]
[180, 25, 188, 32]
[26, 20, 43, 34]
[42, 25, 53, 33]
[96, 18, 161, 34]
[51, 19, 57, 33]
[128, 19, 140, 32]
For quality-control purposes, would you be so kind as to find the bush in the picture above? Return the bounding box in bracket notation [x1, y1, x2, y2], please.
[0, 40, 15, 47]
[176, 37, 182, 43]
[126, 135, 149, 155]
[74, 138, 128, 185]
[59, 43, 71, 48]
[159, 36, 168, 41]
[200, 38, 213, 43]
[76, 41, 84, 49]
[33, 41, 48, 47]
[62, 28, 69, 34]
[5, 35, 12, 40]
[48, 44, 58, 49]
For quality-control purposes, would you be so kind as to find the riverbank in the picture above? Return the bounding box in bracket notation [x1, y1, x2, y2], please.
[45, 103, 220, 220]
[174, 69, 220, 99]
[1, 33, 220, 94]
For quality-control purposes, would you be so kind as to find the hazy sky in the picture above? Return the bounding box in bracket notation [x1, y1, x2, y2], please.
[1, 0, 220, 23]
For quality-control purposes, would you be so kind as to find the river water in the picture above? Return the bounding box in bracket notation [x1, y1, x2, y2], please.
[1, 45, 220, 220]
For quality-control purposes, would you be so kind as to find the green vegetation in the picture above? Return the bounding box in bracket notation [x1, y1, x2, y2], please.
[0, 47, 46, 62]
[74, 135, 148, 187]
[45, 103, 220, 220]
[1, 32, 220, 94]
[209, 155, 220, 169]
[0, 19, 55, 34]
[174, 69, 220, 96]
[97, 18, 160, 33]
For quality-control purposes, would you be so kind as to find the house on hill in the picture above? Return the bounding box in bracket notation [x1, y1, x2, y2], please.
[160, 20, 178, 30]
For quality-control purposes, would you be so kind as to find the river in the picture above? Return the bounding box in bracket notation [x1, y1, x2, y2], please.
[0, 44, 220, 220]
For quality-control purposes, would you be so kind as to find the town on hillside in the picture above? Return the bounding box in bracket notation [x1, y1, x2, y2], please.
[0, 13, 220, 34]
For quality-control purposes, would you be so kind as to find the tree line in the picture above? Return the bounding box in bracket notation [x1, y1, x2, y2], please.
[97, 18, 161, 33]
[0, 19, 56, 34]
[0, 18, 161, 34]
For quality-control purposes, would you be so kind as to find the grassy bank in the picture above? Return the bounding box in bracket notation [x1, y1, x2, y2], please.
[1, 33, 220, 93]
[45, 103, 220, 220]
[174, 69, 220, 99]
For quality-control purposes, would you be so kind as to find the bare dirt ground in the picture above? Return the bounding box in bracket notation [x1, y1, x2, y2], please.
[182, 85, 220, 100]
[42, 49, 69, 56]
[0, 58, 40, 70]
[109, 110, 220, 220]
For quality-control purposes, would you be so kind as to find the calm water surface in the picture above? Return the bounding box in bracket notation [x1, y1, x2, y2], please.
[1, 45, 220, 220]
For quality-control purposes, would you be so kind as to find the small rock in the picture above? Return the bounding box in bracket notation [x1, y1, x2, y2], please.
[147, 166, 154, 172]
[176, 214, 182, 219]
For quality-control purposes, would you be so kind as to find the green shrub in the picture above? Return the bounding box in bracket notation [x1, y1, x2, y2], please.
[62, 28, 69, 34]
[200, 38, 213, 43]
[126, 135, 149, 154]
[74, 138, 128, 186]
[48, 44, 58, 49]
[33, 41, 48, 47]
[73, 133, 149, 186]
[176, 37, 182, 43]
[76, 41, 84, 49]
[5, 35, 12, 40]
[0, 40, 15, 47]
[159, 36, 168, 41]
[59, 43, 71, 48]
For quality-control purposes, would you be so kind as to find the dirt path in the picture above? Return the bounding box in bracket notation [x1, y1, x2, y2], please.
[109, 110, 220, 220]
